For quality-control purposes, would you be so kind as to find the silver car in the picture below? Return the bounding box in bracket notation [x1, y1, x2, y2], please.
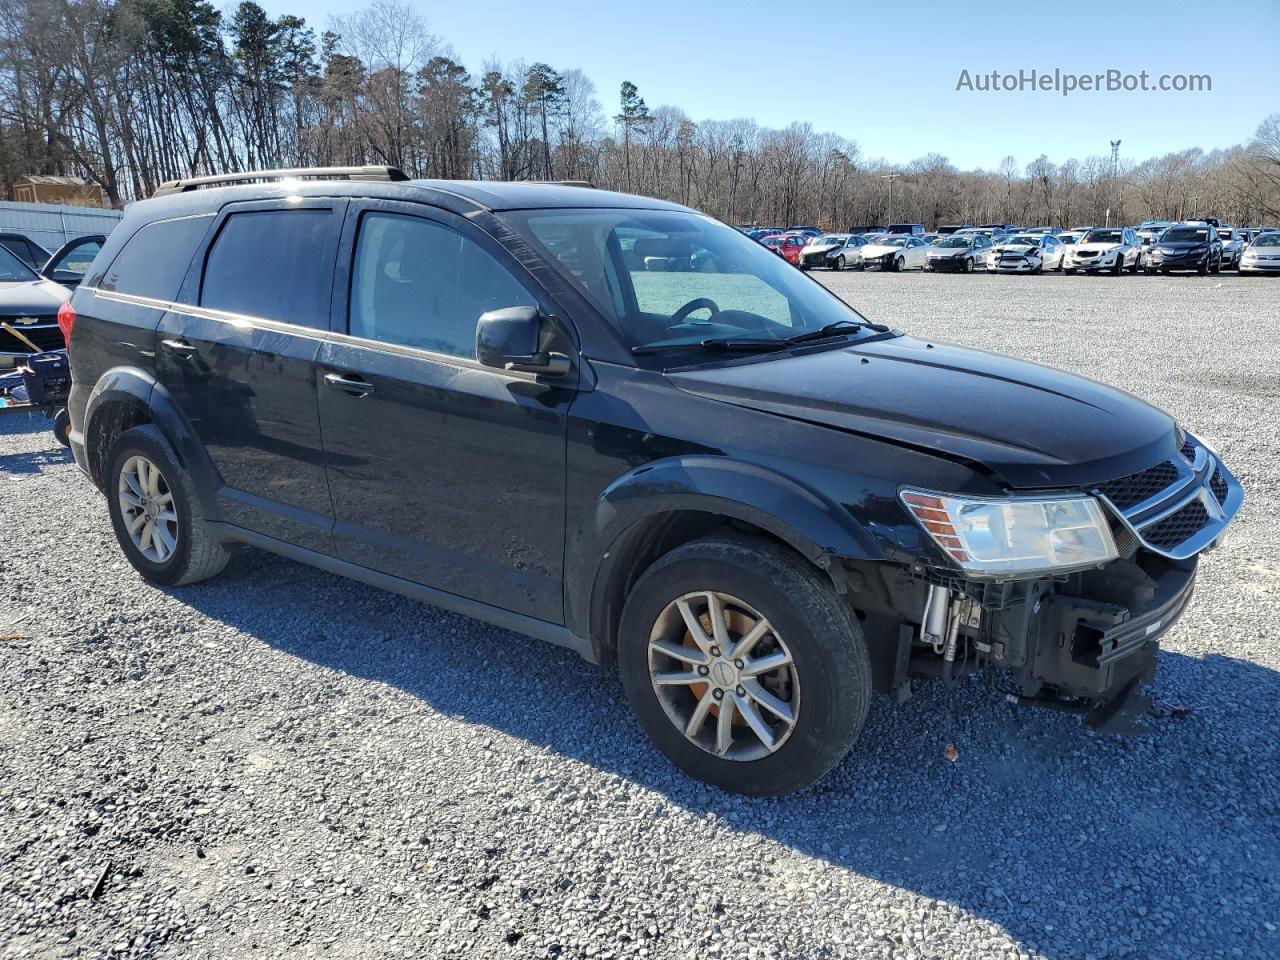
[1238, 230, 1280, 274]
[798, 234, 858, 271]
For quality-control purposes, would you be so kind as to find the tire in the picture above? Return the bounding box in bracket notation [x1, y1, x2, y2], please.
[892, 256, 903, 273]
[964, 257, 974, 273]
[1197, 258, 1208, 275]
[52, 408, 71, 448]
[853, 262, 865, 272]
[1145, 267, 1156, 275]
[1112, 256, 1123, 276]
[1128, 256, 1139, 274]
[105, 424, 230, 587]
[831, 256, 844, 272]
[618, 534, 872, 796]
[1065, 268, 1076, 275]
[1210, 255, 1221, 274]
[1032, 263, 1043, 275]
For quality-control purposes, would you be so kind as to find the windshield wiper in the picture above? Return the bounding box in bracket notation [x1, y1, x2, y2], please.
[783, 320, 866, 345]
[632, 337, 791, 355]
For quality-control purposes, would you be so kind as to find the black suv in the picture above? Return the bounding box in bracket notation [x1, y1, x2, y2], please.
[64, 167, 1243, 795]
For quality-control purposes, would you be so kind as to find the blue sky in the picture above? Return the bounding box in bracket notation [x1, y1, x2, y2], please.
[253, 0, 1277, 170]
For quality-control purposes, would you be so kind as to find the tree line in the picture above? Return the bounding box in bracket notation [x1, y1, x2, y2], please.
[2, 0, 1278, 229]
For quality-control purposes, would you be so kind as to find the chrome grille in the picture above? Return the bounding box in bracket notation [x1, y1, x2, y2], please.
[1092, 437, 1241, 560]
[0, 318, 61, 354]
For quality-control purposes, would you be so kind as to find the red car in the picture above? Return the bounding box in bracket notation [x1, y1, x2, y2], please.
[759, 233, 808, 266]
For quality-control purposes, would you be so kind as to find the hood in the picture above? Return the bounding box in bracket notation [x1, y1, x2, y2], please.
[928, 246, 976, 257]
[1156, 239, 1209, 251]
[0, 279, 71, 313]
[802, 242, 840, 253]
[1073, 241, 1121, 253]
[667, 336, 1175, 489]
[860, 244, 903, 256]
[993, 243, 1039, 255]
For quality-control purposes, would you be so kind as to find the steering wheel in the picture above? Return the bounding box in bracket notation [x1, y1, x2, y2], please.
[669, 297, 721, 325]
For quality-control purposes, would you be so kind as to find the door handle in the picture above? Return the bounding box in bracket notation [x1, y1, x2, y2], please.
[324, 372, 375, 397]
[160, 338, 197, 357]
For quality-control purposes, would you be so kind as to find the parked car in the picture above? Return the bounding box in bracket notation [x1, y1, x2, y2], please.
[1019, 226, 1062, 237]
[985, 233, 1066, 273]
[1063, 227, 1141, 275]
[980, 223, 1020, 233]
[924, 232, 991, 272]
[856, 235, 930, 271]
[786, 226, 823, 238]
[884, 223, 925, 236]
[1217, 227, 1245, 269]
[798, 234, 856, 270]
[1237, 230, 1280, 274]
[935, 224, 970, 235]
[955, 226, 1008, 243]
[761, 233, 808, 266]
[64, 167, 1244, 795]
[1142, 222, 1223, 275]
[41, 235, 106, 289]
[0, 243, 72, 369]
[1185, 216, 1221, 228]
[846, 224, 881, 235]
[0, 232, 51, 271]
[746, 227, 784, 240]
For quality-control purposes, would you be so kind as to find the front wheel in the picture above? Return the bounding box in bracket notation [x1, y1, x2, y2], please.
[964, 257, 974, 273]
[831, 256, 844, 272]
[106, 425, 230, 587]
[52, 408, 71, 448]
[618, 535, 871, 796]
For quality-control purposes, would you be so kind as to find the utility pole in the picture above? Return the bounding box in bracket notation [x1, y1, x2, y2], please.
[1109, 140, 1121, 226]
[881, 173, 901, 225]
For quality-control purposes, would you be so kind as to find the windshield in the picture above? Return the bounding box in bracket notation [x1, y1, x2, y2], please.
[812, 235, 845, 245]
[1162, 227, 1210, 243]
[506, 208, 877, 357]
[1250, 233, 1280, 246]
[1083, 229, 1123, 244]
[875, 237, 910, 248]
[1218, 228, 1234, 239]
[937, 236, 976, 248]
[1005, 235, 1042, 245]
[0, 244, 38, 282]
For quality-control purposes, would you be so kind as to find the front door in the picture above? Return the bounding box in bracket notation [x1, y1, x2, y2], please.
[155, 199, 346, 552]
[317, 201, 574, 623]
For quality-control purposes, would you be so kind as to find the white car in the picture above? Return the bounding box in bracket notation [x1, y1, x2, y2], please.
[1063, 227, 1141, 275]
[986, 233, 1066, 273]
[1217, 227, 1245, 269]
[856, 235, 930, 272]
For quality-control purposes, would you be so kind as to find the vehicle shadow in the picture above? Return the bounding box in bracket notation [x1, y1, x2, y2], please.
[175, 546, 1280, 960]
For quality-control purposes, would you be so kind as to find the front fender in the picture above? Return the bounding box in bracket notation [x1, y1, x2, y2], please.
[84, 366, 223, 519]
[569, 455, 886, 656]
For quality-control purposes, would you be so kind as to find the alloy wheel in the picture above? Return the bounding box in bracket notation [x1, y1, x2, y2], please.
[117, 455, 179, 563]
[647, 591, 800, 762]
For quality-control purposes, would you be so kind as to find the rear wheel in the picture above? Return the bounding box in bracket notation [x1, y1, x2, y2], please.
[618, 535, 871, 795]
[106, 425, 230, 587]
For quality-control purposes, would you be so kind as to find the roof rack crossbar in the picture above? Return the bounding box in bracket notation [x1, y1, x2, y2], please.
[151, 165, 410, 197]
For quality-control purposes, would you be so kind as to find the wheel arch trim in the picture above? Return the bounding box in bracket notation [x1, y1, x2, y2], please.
[571, 455, 885, 660]
[84, 366, 223, 518]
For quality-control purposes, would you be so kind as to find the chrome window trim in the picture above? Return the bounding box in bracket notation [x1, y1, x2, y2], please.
[82, 286, 550, 383]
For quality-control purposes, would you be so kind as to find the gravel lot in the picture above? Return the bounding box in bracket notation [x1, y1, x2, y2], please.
[2, 272, 1278, 960]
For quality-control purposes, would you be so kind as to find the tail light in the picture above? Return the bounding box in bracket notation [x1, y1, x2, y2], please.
[57, 301, 76, 349]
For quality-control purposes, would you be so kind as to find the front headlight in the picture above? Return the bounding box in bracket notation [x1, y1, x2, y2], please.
[901, 489, 1118, 577]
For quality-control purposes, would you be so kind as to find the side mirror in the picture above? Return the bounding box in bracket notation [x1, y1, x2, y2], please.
[475, 306, 570, 378]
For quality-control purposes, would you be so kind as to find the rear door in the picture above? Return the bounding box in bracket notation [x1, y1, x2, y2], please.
[317, 200, 574, 623]
[155, 198, 346, 552]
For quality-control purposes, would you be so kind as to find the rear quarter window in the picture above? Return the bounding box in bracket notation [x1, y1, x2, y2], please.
[200, 209, 333, 328]
[97, 215, 213, 301]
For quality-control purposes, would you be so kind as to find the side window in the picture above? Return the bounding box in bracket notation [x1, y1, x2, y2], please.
[349, 213, 533, 359]
[201, 210, 333, 328]
[48, 238, 102, 283]
[99, 216, 212, 300]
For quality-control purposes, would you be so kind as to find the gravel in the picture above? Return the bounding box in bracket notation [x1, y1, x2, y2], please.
[2, 271, 1278, 960]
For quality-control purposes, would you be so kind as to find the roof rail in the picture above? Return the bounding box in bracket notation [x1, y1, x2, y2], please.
[151, 165, 410, 198]
[519, 179, 596, 189]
